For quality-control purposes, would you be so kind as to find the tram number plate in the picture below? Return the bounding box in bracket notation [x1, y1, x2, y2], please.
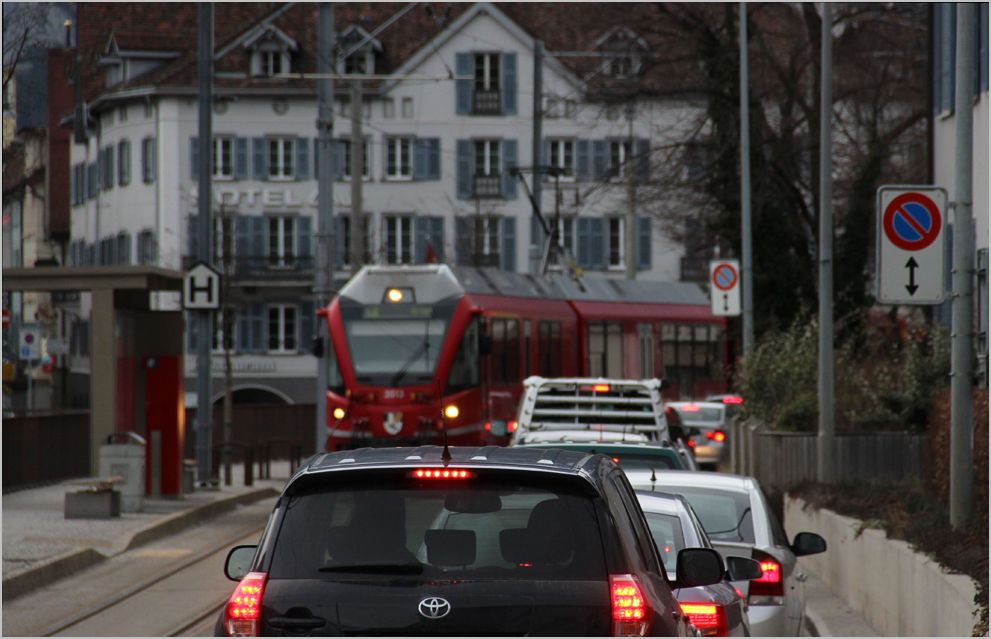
[384, 389, 405, 400]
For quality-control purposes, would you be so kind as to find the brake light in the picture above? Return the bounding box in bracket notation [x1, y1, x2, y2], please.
[411, 468, 472, 479]
[680, 404, 700, 412]
[747, 550, 784, 604]
[723, 396, 743, 404]
[223, 571, 267, 636]
[507, 420, 518, 433]
[613, 457, 621, 463]
[687, 439, 696, 448]
[484, 422, 492, 431]
[610, 574, 650, 636]
[704, 430, 726, 442]
[679, 602, 728, 636]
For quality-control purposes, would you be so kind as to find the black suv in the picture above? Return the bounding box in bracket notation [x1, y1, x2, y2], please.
[217, 446, 724, 636]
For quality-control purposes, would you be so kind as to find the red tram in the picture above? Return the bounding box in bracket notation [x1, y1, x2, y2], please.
[321, 265, 728, 451]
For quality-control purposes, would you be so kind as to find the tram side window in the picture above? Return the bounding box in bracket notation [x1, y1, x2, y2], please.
[660, 323, 723, 396]
[588, 321, 623, 377]
[537, 320, 562, 377]
[446, 318, 480, 393]
[491, 318, 520, 385]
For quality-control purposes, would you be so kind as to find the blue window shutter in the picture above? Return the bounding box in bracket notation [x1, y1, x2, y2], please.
[237, 304, 251, 352]
[455, 216, 471, 265]
[637, 216, 651, 270]
[235, 137, 248, 180]
[106, 146, 114, 190]
[542, 139, 550, 169]
[592, 140, 608, 181]
[187, 214, 199, 258]
[235, 214, 250, 273]
[70, 165, 76, 205]
[413, 138, 429, 180]
[334, 140, 345, 180]
[502, 139, 517, 199]
[298, 215, 312, 258]
[251, 215, 266, 259]
[576, 218, 591, 267]
[414, 216, 427, 263]
[252, 137, 267, 180]
[428, 138, 441, 179]
[299, 300, 315, 354]
[415, 216, 445, 263]
[190, 137, 199, 180]
[296, 137, 309, 181]
[501, 52, 517, 115]
[635, 139, 650, 184]
[455, 53, 472, 114]
[429, 216, 445, 261]
[456, 139, 472, 199]
[589, 217, 605, 269]
[501, 216, 516, 272]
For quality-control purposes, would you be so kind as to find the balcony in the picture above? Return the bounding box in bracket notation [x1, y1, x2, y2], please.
[472, 174, 502, 199]
[472, 89, 501, 115]
[182, 255, 314, 281]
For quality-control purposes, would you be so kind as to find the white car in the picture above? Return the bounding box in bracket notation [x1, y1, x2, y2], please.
[625, 470, 826, 636]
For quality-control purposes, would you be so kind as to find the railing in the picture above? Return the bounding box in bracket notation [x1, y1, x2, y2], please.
[472, 89, 501, 114]
[473, 174, 502, 198]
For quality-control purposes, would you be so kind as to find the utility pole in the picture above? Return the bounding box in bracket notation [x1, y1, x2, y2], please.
[350, 79, 364, 275]
[625, 100, 637, 280]
[531, 39, 544, 274]
[314, 3, 334, 454]
[221, 203, 233, 483]
[950, 1, 975, 529]
[816, 3, 835, 484]
[739, 2, 754, 357]
[195, 2, 214, 487]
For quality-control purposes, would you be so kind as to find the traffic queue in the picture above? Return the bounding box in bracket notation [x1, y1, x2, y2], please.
[216, 377, 826, 637]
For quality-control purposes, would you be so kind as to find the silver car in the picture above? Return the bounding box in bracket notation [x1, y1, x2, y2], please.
[625, 470, 826, 636]
[667, 402, 728, 468]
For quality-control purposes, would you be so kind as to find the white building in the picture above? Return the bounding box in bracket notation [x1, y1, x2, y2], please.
[66, 3, 706, 405]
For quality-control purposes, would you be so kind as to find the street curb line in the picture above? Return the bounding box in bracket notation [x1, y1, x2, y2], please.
[1, 486, 277, 602]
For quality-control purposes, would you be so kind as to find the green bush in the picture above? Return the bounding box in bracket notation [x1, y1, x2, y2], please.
[737, 318, 949, 432]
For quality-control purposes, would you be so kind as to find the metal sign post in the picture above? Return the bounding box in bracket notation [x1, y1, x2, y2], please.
[876, 186, 948, 305]
[710, 260, 741, 317]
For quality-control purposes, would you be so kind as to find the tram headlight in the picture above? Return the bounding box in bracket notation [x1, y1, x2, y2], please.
[332, 407, 346, 420]
[386, 288, 404, 303]
[443, 404, 460, 419]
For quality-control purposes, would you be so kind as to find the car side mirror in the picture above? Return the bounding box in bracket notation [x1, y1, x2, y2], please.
[675, 548, 724, 588]
[225, 545, 257, 581]
[725, 556, 763, 581]
[791, 532, 827, 557]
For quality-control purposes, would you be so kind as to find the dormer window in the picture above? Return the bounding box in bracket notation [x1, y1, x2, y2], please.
[337, 25, 382, 76]
[99, 33, 179, 88]
[594, 27, 647, 80]
[244, 24, 298, 78]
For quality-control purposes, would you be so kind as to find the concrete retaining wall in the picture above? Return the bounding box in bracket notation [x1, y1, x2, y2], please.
[785, 496, 981, 637]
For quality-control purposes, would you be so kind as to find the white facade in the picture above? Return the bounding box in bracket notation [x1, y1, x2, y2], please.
[66, 3, 705, 403]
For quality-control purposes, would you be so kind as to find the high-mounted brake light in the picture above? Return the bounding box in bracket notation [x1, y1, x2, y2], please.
[411, 468, 473, 479]
[748, 550, 784, 604]
[721, 396, 744, 405]
[680, 404, 701, 412]
[679, 602, 728, 636]
[610, 574, 650, 636]
[704, 430, 726, 442]
[223, 571, 267, 637]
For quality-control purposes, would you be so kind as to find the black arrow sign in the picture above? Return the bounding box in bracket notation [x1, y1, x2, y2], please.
[905, 257, 919, 295]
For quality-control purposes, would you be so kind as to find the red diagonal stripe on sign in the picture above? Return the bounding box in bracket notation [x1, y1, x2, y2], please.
[896, 206, 929, 238]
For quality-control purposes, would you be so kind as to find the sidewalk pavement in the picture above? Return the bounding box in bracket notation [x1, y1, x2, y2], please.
[2, 461, 292, 601]
[803, 570, 880, 637]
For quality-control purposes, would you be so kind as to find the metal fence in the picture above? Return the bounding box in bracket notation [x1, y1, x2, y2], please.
[731, 419, 927, 492]
[3, 410, 91, 491]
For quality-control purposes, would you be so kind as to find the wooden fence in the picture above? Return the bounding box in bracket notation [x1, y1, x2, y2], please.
[731, 419, 927, 492]
[3, 410, 91, 491]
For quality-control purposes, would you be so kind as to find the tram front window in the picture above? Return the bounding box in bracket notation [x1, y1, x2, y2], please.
[346, 318, 448, 385]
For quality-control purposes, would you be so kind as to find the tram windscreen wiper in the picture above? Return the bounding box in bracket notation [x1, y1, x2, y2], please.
[391, 329, 430, 386]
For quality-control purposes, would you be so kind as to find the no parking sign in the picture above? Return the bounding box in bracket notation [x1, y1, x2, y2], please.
[876, 186, 947, 304]
[709, 260, 741, 317]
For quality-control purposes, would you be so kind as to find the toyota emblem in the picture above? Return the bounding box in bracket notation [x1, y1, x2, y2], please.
[418, 596, 451, 620]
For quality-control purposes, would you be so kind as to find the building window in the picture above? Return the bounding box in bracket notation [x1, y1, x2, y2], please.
[588, 321, 623, 377]
[341, 138, 370, 180]
[490, 317, 520, 385]
[213, 136, 234, 179]
[472, 53, 501, 114]
[142, 137, 157, 183]
[101, 146, 115, 190]
[268, 137, 294, 180]
[268, 216, 296, 267]
[383, 215, 414, 265]
[537, 320, 562, 377]
[473, 139, 501, 197]
[551, 217, 575, 255]
[549, 139, 574, 179]
[383, 98, 395, 118]
[268, 304, 297, 353]
[137, 230, 156, 265]
[386, 138, 412, 180]
[607, 55, 637, 78]
[341, 215, 372, 266]
[401, 97, 414, 118]
[119, 104, 128, 122]
[608, 217, 625, 268]
[117, 139, 131, 186]
[212, 309, 236, 353]
[473, 216, 501, 266]
[263, 49, 283, 76]
[344, 52, 367, 74]
[609, 140, 632, 179]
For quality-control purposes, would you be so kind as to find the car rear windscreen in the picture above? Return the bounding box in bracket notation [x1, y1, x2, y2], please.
[269, 474, 608, 581]
[659, 486, 754, 544]
[674, 406, 723, 424]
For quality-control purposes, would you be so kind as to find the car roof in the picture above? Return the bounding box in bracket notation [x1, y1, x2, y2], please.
[623, 468, 755, 493]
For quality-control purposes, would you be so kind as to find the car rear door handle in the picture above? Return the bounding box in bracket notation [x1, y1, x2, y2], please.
[268, 616, 327, 630]
[795, 571, 808, 583]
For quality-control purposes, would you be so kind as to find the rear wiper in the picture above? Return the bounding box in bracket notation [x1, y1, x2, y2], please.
[318, 563, 424, 574]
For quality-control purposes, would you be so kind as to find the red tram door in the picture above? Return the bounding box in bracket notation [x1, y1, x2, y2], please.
[144, 355, 184, 496]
